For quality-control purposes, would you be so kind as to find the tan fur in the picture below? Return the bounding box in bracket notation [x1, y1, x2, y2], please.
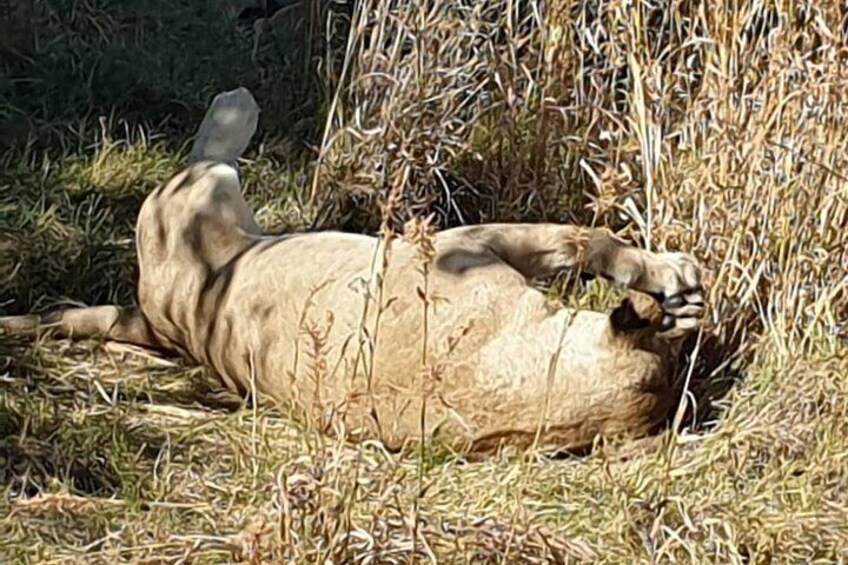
[0, 88, 705, 456]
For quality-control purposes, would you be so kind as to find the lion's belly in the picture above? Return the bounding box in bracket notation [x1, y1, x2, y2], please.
[202, 234, 540, 440]
[337, 307, 671, 454]
[465, 310, 672, 452]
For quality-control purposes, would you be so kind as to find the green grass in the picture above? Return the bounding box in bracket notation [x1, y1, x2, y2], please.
[2, 0, 848, 563]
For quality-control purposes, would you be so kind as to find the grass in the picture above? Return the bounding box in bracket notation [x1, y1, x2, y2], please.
[1, 0, 848, 562]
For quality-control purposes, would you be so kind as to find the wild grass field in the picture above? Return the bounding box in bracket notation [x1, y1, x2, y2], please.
[1, 0, 847, 563]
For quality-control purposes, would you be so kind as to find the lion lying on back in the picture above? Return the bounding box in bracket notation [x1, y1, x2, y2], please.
[1, 88, 705, 455]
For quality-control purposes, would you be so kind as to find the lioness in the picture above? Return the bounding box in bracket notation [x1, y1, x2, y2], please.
[1, 88, 704, 455]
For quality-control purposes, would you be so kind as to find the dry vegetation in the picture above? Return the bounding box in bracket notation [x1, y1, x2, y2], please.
[1, 0, 847, 563]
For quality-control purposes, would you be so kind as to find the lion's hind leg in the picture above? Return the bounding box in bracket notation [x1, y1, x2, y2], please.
[188, 87, 260, 166]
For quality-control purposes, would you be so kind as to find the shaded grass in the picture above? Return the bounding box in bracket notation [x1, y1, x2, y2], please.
[0, 0, 325, 153]
[1, 0, 848, 563]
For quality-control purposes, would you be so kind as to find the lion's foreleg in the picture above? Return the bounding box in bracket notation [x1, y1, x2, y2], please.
[444, 223, 705, 335]
[445, 223, 647, 281]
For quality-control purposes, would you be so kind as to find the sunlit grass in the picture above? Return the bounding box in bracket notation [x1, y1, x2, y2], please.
[1, 0, 847, 562]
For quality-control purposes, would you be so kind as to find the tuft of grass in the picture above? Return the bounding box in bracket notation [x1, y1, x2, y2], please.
[1, 0, 847, 563]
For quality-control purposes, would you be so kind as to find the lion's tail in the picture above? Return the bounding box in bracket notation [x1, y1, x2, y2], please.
[188, 87, 260, 165]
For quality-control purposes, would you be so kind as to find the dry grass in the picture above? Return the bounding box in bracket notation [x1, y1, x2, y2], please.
[2, 0, 848, 563]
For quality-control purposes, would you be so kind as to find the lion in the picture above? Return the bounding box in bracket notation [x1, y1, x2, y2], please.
[1, 88, 705, 456]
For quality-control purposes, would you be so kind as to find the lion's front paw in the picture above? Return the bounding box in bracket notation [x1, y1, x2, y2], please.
[633, 252, 705, 337]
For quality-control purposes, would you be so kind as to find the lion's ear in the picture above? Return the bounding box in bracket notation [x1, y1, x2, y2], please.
[189, 87, 260, 165]
[609, 291, 663, 333]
